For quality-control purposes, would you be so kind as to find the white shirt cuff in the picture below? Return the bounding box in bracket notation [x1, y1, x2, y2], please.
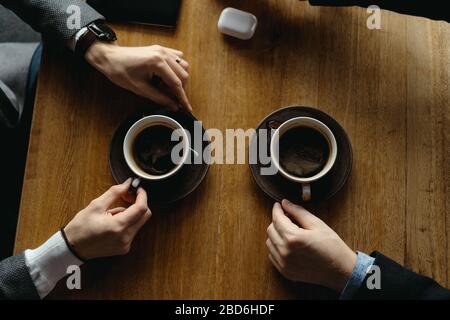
[24, 232, 83, 299]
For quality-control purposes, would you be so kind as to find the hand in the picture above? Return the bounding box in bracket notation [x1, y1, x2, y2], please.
[64, 179, 152, 260]
[85, 41, 192, 112]
[266, 199, 357, 292]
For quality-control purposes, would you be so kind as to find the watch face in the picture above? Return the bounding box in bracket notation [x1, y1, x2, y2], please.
[90, 23, 117, 41]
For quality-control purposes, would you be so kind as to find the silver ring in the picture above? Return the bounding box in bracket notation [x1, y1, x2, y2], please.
[175, 57, 182, 64]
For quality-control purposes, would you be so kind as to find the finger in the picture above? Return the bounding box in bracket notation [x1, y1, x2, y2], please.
[281, 199, 324, 230]
[266, 238, 281, 258]
[167, 57, 189, 87]
[272, 202, 300, 235]
[267, 223, 284, 246]
[115, 187, 150, 226]
[106, 207, 126, 215]
[156, 61, 192, 112]
[170, 53, 189, 71]
[138, 82, 179, 111]
[178, 59, 189, 71]
[160, 61, 192, 111]
[127, 207, 152, 236]
[94, 178, 132, 209]
[166, 48, 184, 57]
[268, 253, 283, 274]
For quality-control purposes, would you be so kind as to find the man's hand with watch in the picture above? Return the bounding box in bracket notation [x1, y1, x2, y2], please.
[70, 21, 192, 112]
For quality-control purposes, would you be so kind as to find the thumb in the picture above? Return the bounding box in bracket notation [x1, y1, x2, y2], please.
[94, 178, 132, 209]
[281, 199, 324, 230]
[115, 187, 151, 226]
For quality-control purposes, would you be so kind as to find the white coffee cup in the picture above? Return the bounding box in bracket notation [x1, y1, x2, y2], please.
[123, 115, 190, 187]
[270, 117, 338, 202]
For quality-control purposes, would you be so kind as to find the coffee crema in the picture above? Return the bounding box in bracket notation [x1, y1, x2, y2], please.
[132, 125, 179, 176]
[278, 126, 330, 178]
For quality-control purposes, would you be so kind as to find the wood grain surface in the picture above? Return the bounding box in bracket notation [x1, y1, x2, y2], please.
[14, 0, 450, 299]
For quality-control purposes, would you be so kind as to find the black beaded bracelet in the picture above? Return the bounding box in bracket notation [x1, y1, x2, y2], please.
[60, 227, 86, 263]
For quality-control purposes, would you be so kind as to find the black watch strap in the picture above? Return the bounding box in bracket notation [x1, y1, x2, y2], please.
[75, 30, 98, 59]
[75, 22, 117, 59]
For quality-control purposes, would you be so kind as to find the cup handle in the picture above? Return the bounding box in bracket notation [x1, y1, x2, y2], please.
[128, 177, 141, 194]
[301, 183, 312, 202]
[266, 120, 283, 130]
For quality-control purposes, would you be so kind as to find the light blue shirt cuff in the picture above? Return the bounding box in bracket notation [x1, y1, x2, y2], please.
[339, 251, 375, 300]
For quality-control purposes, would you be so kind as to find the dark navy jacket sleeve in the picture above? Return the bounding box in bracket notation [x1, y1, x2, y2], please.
[309, 1, 449, 22]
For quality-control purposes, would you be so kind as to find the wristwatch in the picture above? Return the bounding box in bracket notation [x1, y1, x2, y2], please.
[74, 21, 117, 59]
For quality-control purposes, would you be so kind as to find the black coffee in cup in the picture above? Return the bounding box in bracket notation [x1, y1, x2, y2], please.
[133, 125, 179, 176]
[278, 126, 330, 178]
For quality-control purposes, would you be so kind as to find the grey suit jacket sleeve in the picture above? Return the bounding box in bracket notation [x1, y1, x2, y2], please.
[0, 253, 40, 300]
[1, 0, 104, 41]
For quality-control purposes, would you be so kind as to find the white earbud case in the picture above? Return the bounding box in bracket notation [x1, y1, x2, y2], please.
[218, 7, 258, 40]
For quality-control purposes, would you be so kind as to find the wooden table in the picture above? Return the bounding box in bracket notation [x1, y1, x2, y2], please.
[14, 0, 450, 299]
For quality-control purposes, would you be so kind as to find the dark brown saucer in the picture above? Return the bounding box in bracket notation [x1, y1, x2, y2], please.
[109, 107, 210, 204]
[249, 106, 353, 205]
